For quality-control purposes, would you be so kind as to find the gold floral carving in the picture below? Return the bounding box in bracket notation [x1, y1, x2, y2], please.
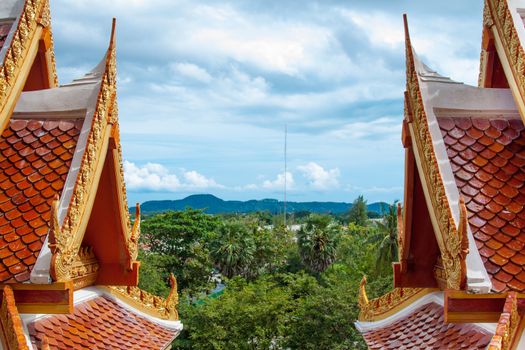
[108, 273, 179, 320]
[487, 292, 520, 350]
[0, 0, 49, 113]
[358, 276, 424, 322]
[486, 0, 525, 110]
[71, 246, 100, 290]
[48, 197, 100, 288]
[127, 202, 141, 268]
[397, 202, 405, 271]
[0, 286, 29, 350]
[114, 123, 136, 268]
[403, 15, 467, 290]
[49, 28, 118, 282]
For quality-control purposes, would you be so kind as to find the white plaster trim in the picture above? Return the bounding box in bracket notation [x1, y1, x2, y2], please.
[354, 292, 444, 332]
[19, 286, 182, 348]
[412, 51, 504, 293]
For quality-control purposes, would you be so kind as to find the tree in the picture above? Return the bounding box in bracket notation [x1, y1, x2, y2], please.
[140, 209, 219, 294]
[348, 195, 368, 226]
[369, 201, 399, 275]
[209, 220, 256, 279]
[297, 214, 340, 274]
[175, 274, 318, 350]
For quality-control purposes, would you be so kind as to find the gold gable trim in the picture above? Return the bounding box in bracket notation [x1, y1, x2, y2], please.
[487, 292, 521, 350]
[103, 273, 179, 321]
[485, 0, 525, 120]
[48, 20, 139, 283]
[403, 15, 468, 290]
[357, 276, 435, 322]
[0, 0, 55, 132]
[0, 286, 29, 350]
[49, 20, 117, 282]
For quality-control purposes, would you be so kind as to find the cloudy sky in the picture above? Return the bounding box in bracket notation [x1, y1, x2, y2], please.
[49, 0, 483, 205]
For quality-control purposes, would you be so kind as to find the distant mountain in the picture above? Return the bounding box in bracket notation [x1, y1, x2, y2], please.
[135, 194, 389, 215]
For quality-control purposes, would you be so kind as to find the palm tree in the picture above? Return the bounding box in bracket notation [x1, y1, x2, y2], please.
[369, 201, 399, 274]
[297, 214, 340, 274]
[209, 221, 255, 279]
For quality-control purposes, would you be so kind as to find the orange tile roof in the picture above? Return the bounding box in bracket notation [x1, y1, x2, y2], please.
[362, 302, 492, 349]
[28, 295, 178, 349]
[0, 118, 82, 283]
[438, 115, 525, 292]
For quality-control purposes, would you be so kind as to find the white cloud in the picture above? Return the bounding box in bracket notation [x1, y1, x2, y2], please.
[298, 162, 340, 190]
[171, 62, 212, 83]
[123, 161, 223, 191]
[262, 172, 294, 190]
[342, 10, 404, 49]
[183, 170, 224, 188]
[331, 117, 401, 140]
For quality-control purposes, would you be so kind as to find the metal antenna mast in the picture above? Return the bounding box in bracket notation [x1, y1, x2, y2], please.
[284, 124, 287, 229]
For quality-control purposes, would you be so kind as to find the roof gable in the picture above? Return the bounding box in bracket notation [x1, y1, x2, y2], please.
[41, 20, 140, 287]
[0, 0, 58, 135]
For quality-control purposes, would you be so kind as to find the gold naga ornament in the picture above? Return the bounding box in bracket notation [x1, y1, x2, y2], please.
[358, 276, 425, 322]
[108, 273, 180, 321]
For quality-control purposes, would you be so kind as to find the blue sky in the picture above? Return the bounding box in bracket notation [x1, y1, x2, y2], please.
[49, 0, 483, 204]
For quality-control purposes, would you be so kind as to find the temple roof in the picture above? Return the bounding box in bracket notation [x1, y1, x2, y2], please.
[27, 295, 177, 349]
[438, 113, 525, 292]
[361, 302, 492, 349]
[0, 117, 82, 283]
[16, 285, 181, 349]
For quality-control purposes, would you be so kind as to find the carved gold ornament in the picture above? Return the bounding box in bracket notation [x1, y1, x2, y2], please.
[358, 275, 425, 322]
[108, 273, 179, 320]
[397, 202, 405, 270]
[485, 0, 525, 107]
[0, 0, 53, 118]
[49, 27, 118, 282]
[487, 292, 520, 350]
[0, 286, 29, 350]
[403, 15, 468, 290]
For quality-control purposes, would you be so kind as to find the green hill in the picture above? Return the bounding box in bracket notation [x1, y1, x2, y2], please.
[134, 194, 389, 215]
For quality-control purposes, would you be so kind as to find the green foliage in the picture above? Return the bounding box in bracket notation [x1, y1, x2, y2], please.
[138, 208, 393, 349]
[140, 209, 219, 294]
[137, 250, 171, 297]
[368, 201, 399, 275]
[176, 274, 314, 350]
[209, 220, 256, 279]
[209, 218, 294, 280]
[348, 195, 368, 226]
[297, 214, 340, 274]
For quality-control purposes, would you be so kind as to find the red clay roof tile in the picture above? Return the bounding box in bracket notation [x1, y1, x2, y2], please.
[0, 118, 81, 283]
[28, 295, 177, 349]
[362, 303, 492, 349]
[439, 116, 525, 292]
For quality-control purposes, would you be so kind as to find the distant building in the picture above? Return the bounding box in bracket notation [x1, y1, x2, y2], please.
[0, 1, 181, 348]
[357, 3, 525, 349]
